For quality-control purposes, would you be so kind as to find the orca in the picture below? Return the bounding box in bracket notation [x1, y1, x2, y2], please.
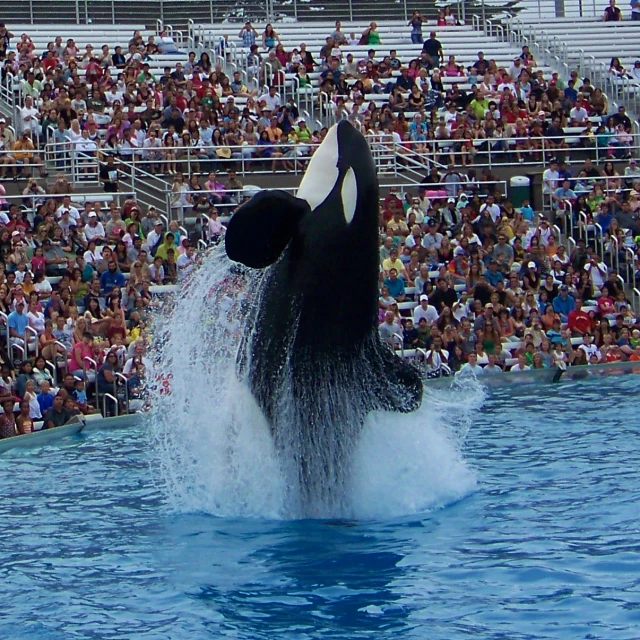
[225, 121, 423, 512]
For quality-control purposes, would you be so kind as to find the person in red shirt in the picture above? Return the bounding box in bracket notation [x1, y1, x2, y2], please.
[382, 197, 403, 223]
[383, 188, 403, 211]
[42, 50, 59, 72]
[567, 296, 592, 335]
[174, 89, 188, 113]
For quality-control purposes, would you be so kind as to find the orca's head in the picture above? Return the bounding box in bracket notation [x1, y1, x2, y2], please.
[225, 121, 379, 272]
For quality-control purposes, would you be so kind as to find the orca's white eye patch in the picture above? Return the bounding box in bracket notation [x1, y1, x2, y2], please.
[296, 124, 339, 211]
[341, 167, 357, 224]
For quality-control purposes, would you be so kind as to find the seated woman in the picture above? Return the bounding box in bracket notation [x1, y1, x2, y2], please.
[32, 355, 57, 392]
[96, 349, 122, 416]
[69, 330, 97, 382]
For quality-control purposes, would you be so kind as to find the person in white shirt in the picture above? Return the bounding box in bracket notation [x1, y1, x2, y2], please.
[510, 354, 531, 372]
[443, 104, 458, 131]
[56, 195, 80, 223]
[76, 130, 98, 156]
[105, 85, 124, 105]
[480, 195, 501, 223]
[413, 294, 438, 325]
[542, 160, 560, 195]
[144, 221, 164, 253]
[536, 218, 555, 246]
[142, 130, 162, 172]
[584, 254, 608, 288]
[84, 212, 106, 242]
[406, 199, 425, 224]
[483, 354, 503, 374]
[120, 128, 140, 160]
[19, 96, 40, 136]
[177, 245, 197, 279]
[156, 30, 180, 54]
[457, 352, 484, 376]
[578, 334, 601, 360]
[570, 103, 589, 125]
[258, 86, 281, 113]
[424, 337, 449, 373]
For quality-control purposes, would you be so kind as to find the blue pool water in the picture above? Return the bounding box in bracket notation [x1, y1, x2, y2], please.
[1, 376, 639, 639]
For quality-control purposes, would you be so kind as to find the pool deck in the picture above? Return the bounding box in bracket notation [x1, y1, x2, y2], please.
[0, 413, 144, 454]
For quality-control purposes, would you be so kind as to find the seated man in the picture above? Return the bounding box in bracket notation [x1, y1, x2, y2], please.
[413, 294, 438, 325]
[156, 30, 181, 54]
[13, 132, 46, 179]
[383, 268, 406, 302]
[7, 300, 28, 349]
[43, 393, 70, 430]
[378, 310, 400, 346]
[545, 116, 569, 159]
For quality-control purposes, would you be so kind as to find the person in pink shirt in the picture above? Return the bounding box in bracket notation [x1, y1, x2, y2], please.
[204, 171, 232, 206]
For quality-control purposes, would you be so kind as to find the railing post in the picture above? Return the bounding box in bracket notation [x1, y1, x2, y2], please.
[114, 372, 129, 414]
[25, 326, 39, 357]
[103, 393, 118, 417]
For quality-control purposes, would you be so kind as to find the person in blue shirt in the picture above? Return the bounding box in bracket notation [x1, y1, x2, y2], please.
[595, 203, 614, 233]
[564, 80, 578, 102]
[7, 301, 28, 347]
[99, 261, 126, 295]
[520, 199, 535, 222]
[37, 380, 55, 415]
[552, 179, 576, 211]
[383, 269, 406, 302]
[546, 317, 565, 345]
[552, 285, 576, 322]
[484, 260, 504, 287]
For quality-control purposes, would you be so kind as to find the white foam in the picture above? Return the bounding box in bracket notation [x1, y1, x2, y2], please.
[149, 246, 480, 520]
[348, 382, 481, 520]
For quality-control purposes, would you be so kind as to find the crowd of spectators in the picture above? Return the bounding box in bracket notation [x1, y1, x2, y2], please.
[0, 15, 637, 409]
[376, 168, 640, 376]
[2, 15, 636, 185]
[0, 171, 204, 438]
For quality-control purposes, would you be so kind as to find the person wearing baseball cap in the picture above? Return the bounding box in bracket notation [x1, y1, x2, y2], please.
[413, 294, 438, 325]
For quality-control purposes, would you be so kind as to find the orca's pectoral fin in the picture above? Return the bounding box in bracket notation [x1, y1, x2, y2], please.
[225, 190, 310, 269]
[370, 347, 423, 413]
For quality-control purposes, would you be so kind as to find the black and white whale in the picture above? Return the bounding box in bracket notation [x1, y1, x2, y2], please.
[225, 121, 422, 513]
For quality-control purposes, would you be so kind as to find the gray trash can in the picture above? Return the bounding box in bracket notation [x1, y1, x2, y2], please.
[509, 175, 531, 208]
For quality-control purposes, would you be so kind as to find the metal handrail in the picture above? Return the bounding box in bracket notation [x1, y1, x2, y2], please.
[607, 235, 620, 275]
[45, 359, 57, 386]
[12, 344, 25, 363]
[114, 372, 129, 415]
[578, 211, 589, 242]
[634, 288, 640, 315]
[102, 393, 118, 418]
[0, 311, 8, 362]
[24, 325, 39, 357]
[625, 248, 636, 287]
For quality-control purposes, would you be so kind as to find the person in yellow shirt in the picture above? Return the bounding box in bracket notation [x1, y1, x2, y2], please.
[381, 249, 407, 278]
[294, 118, 312, 158]
[12, 132, 46, 180]
[386, 211, 410, 238]
[265, 117, 282, 142]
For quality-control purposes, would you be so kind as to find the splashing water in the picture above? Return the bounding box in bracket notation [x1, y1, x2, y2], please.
[150, 246, 479, 520]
